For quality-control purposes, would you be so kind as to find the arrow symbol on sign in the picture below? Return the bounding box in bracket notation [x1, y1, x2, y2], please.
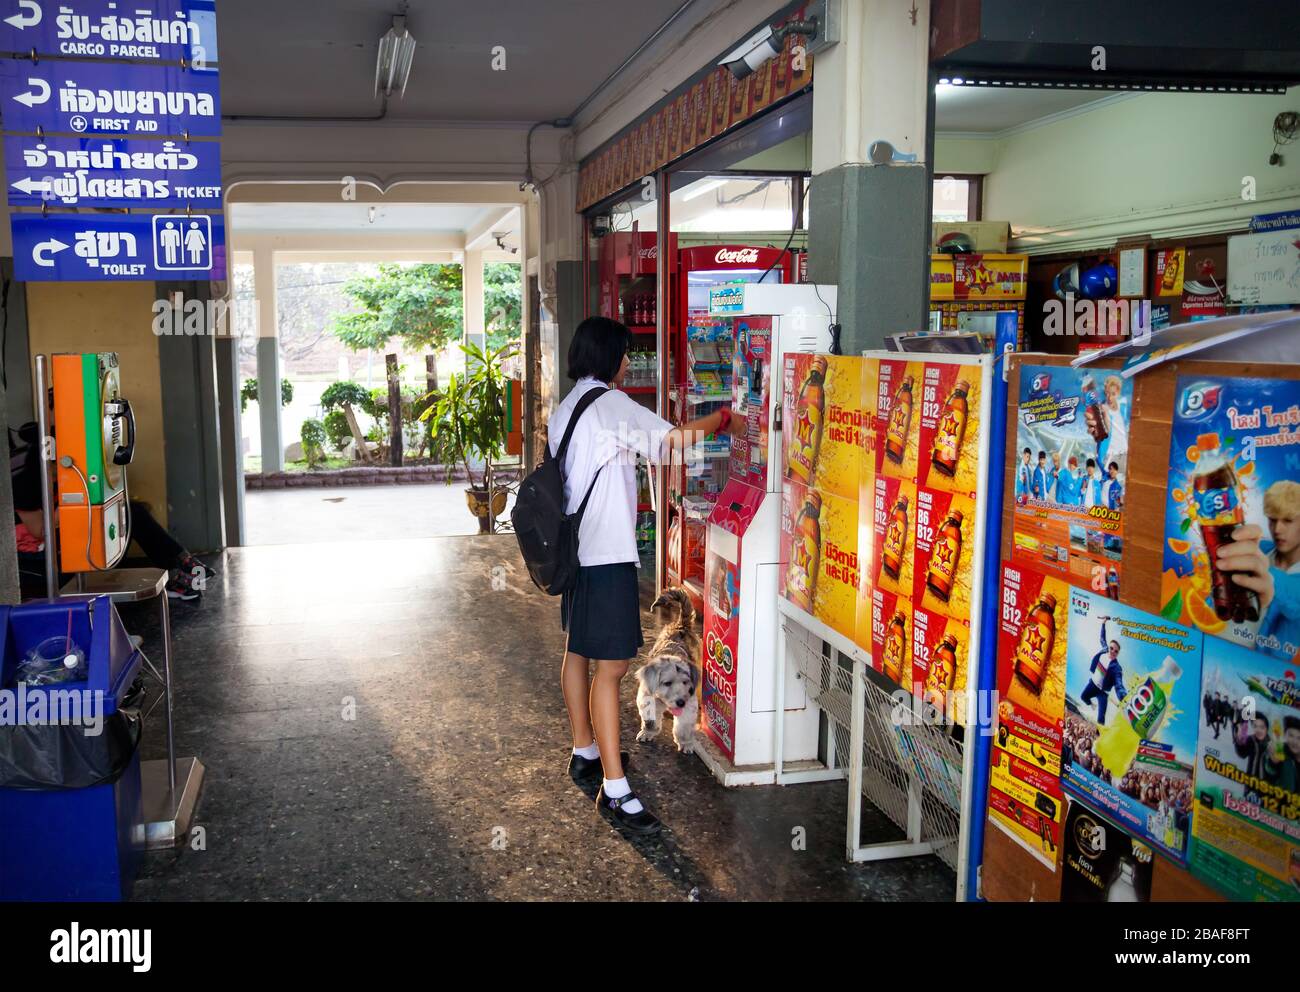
[33, 238, 68, 267]
[13, 78, 50, 107]
[3, 1, 42, 30]
[11, 177, 50, 195]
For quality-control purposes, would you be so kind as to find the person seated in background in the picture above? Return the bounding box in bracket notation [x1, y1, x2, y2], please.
[10, 422, 216, 601]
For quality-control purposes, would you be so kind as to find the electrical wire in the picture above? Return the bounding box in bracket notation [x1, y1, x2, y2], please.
[61, 456, 130, 572]
[756, 182, 809, 283]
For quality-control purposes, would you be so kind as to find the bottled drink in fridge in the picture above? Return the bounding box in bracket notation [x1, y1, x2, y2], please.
[1192, 433, 1257, 623]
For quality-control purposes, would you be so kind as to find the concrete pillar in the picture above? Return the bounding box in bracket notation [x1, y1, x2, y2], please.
[808, 0, 932, 352]
[463, 248, 485, 364]
[535, 163, 584, 407]
[253, 248, 283, 472]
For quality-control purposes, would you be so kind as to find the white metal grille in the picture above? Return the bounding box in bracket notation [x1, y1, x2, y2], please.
[858, 671, 964, 871]
[784, 620, 854, 738]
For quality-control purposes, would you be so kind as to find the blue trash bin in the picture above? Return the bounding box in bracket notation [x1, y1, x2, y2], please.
[0, 596, 145, 901]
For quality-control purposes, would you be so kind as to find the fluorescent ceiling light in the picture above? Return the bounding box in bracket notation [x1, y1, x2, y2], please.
[681, 178, 729, 202]
[375, 15, 416, 99]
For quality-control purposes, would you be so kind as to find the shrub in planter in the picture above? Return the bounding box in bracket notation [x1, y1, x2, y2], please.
[323, 410, 351, 452]
[301, 418, 327, 468]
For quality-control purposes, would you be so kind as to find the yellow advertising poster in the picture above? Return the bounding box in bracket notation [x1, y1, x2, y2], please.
[1155, 248, 1185, 297]
[929, 253, 1028, 302]
[919, 361, 982, 497]
[780, 480, 859, 643]
[910, 605, 971, 726]
[913, 487, 976, 623]
[856, 358, 880, 654]
[782, 354, 865, 501]
[877, 359, 924, 483]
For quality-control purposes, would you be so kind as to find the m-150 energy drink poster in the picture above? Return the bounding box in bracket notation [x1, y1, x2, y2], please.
[780, 480, 860, 643]
[877, 359, 925, 483]
[989, 562, 1072, 866]
[1189, 635, 1300, 902]
[1013, 364, 1130, 596]
[1160, 376, 1300, 662]
[1062, 589, 1202, 865]
[918, 361, 981, 497]
[911, 604, 970, 727]
[782, 354, 864, 500]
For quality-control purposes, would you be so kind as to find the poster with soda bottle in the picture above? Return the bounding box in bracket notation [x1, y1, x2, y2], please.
[1012, 364, 1130, 596]
[913, 487, 976, 623]
[1160, 376, 1300, 662]
[876, 359, 925, 483]
[910, 603, 970, 727]
[1062, 588, 1203, 865]
[1188, 635, 1300, 902]
[919, 361, 982, 497]
[871, 586, 913, 686]
[782, 354, 865, 500]
[1061, 800, 1154, 902]
[870, 475, 917, 600]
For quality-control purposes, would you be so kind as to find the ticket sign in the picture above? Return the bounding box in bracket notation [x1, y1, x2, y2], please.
[0, 58, 221, 136]
[13, 212, 225, 281]
[0, 0, 218, 65]
[5, 136, 222, 208]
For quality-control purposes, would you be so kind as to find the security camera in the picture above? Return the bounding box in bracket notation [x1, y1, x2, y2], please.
[718, 19, 818, 80]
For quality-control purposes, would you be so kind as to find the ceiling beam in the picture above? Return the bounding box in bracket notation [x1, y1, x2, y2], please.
[464, 206, 521, 251]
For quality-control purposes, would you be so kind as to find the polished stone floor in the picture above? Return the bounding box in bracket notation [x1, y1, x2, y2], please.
[122, 535, 955, 901]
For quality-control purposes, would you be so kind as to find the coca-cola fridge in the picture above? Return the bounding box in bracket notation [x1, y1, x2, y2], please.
[664, 245, 793, 606]
[692, 282, 839, 786]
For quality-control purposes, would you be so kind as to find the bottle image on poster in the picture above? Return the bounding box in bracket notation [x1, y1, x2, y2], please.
[1189, 635, 1300, 902]
[920, 362, 982, 497]
[1061, 800, 1154, 902]
[877, 360, 924, 482]
[1061, 588, 1202, 864]
[1013, 365, 1130, 595]
[1161, 376, 1300, 661]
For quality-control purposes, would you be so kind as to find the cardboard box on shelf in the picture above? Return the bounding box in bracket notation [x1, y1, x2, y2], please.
[933, 221, 1011, 254]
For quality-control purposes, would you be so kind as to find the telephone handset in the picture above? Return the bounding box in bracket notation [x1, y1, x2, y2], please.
[105, 397, 135, 466]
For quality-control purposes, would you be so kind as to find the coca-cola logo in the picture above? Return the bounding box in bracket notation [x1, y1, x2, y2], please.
[715, 248, 760, 264]
[637, 246, 657, 259]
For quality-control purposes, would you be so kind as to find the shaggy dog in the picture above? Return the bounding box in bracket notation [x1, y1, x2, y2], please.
[635, 587, 701, 754]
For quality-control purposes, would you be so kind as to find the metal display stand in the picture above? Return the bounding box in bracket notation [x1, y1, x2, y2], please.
[33, 354, 205, 851]
[774, 352, 997, 901]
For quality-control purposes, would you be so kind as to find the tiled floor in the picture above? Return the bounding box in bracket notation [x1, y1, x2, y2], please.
[123, 535, 955, 901]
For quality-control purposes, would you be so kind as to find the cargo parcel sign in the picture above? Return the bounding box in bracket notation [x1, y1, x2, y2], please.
[0, 0, 218, 65]
[5, 135, 221, 207]
[13, 212, 225, 280]
[0, 58, 220, 135]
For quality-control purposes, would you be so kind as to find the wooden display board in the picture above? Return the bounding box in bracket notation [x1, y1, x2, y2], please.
[978, 352, 1300, 904]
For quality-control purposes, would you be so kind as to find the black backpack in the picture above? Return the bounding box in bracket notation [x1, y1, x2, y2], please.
[512, 387, 608, 595]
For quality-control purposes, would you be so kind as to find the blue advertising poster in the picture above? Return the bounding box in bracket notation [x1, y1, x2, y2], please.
[5, 136, 221, 208]
[0, 0, 218, 66]
[0, 58, 221, 136]
[1011, 363, 1131, 596]
[12, 212, 225, 280]
[1061, 586, 1203, 864]
[1161, 376, 1300, 661]
[1190, 635, 1300, 901]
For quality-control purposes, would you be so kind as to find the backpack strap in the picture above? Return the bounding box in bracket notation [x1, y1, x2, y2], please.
[549, 386, 609, 469]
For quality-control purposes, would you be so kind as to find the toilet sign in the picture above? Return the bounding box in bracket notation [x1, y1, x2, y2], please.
[12, 212, 225, 281]
[0, 57, 221, 136]
[0, 0, 218, 65]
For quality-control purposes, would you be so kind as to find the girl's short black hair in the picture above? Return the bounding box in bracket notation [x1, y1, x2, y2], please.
[567, 316, 630, 383]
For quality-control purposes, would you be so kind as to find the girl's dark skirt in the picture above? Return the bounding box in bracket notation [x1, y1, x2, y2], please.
[560, 562, 644, 660]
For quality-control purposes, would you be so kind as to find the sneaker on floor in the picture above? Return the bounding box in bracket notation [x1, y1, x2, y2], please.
[178, 554, 217, 581]
[166, 570, 201, 601]
[595, 784, 661, 836]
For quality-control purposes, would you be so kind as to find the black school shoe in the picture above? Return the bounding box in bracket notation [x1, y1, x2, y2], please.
[595, 785, 662, 836]
[568, 750, 630, 784]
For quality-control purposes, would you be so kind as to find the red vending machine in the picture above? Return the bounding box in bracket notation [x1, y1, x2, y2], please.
[664, 245, 792, 609]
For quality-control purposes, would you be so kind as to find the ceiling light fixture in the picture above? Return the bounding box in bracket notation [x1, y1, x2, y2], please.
[375, 14, 417, 99]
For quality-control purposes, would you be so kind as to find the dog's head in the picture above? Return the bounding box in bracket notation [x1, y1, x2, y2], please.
[636, 656, 699, 716]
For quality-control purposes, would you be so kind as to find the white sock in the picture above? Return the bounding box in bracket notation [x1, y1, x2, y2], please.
[573, 742, 600, 760]
[602, 776, 643, 814]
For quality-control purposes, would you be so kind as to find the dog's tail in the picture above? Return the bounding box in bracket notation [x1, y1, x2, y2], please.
[651, 586, 695, 626]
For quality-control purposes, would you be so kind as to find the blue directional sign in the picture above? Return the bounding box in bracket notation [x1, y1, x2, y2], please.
[0, 0, 218, 66]
[12, 212, 225, 281]
[0, 57, 221, 136]
[5, 135, 221, 208]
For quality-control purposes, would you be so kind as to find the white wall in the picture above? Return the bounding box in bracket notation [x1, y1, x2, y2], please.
[935, 89, 1300, 255]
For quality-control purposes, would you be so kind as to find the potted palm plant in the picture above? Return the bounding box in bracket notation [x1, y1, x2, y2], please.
[422, 341, 516, 533]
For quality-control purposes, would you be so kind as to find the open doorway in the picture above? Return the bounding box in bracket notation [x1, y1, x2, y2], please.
[227, 199, 525, 545]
